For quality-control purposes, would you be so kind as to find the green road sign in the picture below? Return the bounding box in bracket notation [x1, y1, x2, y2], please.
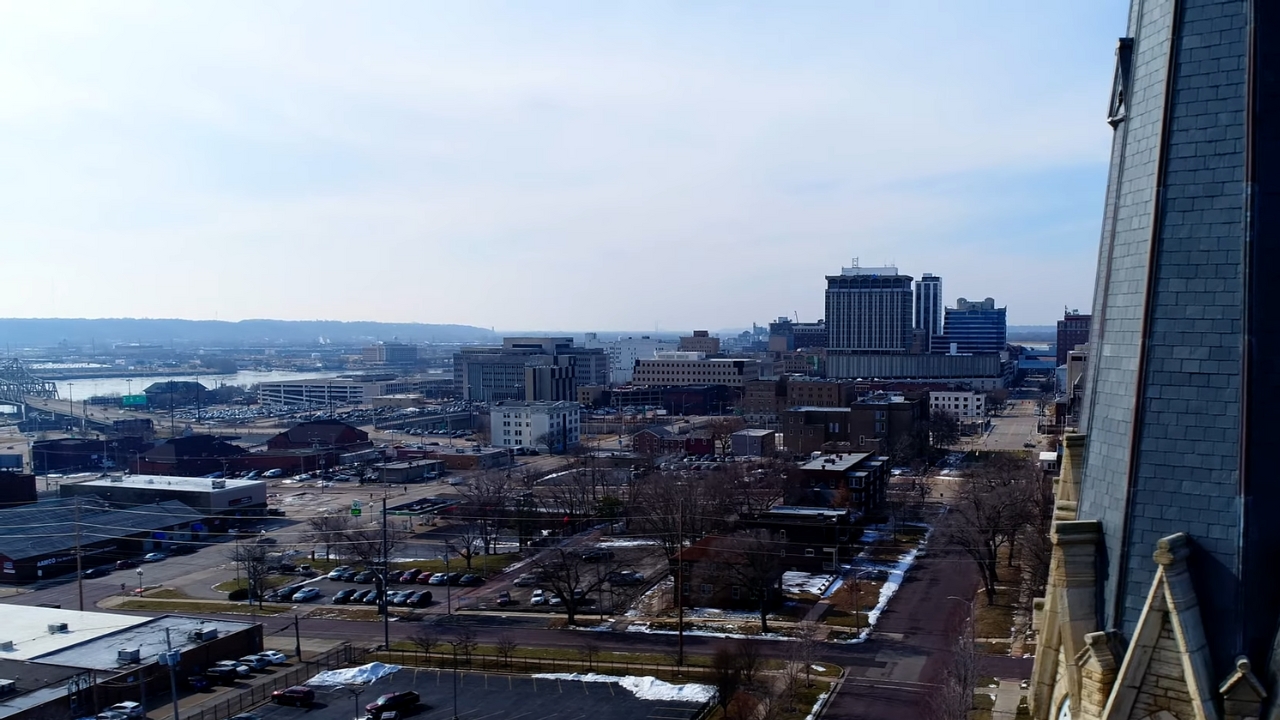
[122, 395, 148, 407]
[351, 500, 362, 517]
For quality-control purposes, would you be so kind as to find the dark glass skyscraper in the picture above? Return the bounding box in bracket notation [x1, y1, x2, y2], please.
[1032, 3, 1280, 718]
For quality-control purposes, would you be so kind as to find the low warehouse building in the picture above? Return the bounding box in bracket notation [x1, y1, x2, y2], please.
[58, 474, 266, 516]
[0, 498, 203, 584]
[374, 459, 445, 483]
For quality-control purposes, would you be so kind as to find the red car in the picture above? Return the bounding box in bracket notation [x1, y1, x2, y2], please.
[414, 572, 435, 585]
[272, 686, 315, 707]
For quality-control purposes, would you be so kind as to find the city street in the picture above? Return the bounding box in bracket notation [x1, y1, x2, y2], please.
[965, 400, 1042, 452]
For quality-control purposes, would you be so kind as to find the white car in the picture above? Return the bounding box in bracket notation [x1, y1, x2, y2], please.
[548, 593, 563, 606]
[108, 702, 144, 718]
[258, 650, 287, 665]
[263, 469, 284, 478]
[214, 660, 252, 677]
[530, 589, 546, 606]
[239, 655, 273, 670]
[292, 587, 320, 602]
[142, 552, 166, 563]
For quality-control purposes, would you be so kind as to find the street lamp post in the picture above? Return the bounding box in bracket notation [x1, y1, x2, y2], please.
[447, 640, 463, 720]
[136, 568, 144, 593]
[67, 383, 75, 429]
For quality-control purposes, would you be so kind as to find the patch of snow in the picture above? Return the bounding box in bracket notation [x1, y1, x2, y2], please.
[803, 691, 830, 720]
[596, 538, 662, 548]
[624, 622, 789, 642]
[307, 662, 401, 687]
[532, 673, 715, 704]
[833, 541, 924, 644]
[782, 571, 834, 596]
[811, 664, 827, 672]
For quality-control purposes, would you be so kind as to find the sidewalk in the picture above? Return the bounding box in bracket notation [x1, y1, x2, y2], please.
[990, 679, 1023, 720]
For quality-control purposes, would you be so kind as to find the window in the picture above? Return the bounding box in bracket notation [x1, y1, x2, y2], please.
[681, 582, 691, 596]
[700, 584, 712, 595]
[805, 548, 815, 557]
[731, 586, 741, 600]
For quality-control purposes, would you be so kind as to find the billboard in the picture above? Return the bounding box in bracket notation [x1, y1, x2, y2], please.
[122, 395, 148, 407]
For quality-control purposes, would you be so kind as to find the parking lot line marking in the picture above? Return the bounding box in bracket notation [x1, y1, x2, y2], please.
[607, 681, 615, 696]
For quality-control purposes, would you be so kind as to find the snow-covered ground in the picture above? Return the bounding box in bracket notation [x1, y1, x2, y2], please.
[781, 571, 836, 596]
[835, 543, 922, 644]
[595, 537, 662, 548]
[803, 691, 831, 720]
[532, 673, 715, 703]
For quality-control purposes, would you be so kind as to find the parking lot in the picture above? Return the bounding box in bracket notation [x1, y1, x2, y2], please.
[253, 667, 709, 720]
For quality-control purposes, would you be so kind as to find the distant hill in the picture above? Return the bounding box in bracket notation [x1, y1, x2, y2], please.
[0, 318, 497, 348]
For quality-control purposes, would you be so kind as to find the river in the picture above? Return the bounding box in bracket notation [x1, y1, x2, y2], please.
[53, 369, 349, 399]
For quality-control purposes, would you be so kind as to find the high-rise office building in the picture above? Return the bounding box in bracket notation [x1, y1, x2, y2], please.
[913, 273, 943, 351]
[1055, 310, 1091, 367]
[824, 262, 913, 355]
[452, 337, 605, 402]
[1031, 4, 1280, 719]
[938, 297, 1007, 355]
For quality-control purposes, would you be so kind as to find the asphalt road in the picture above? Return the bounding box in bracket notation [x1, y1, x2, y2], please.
[966, 400, 1042, 452]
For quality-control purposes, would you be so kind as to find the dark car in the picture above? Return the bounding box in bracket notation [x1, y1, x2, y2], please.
[332, 588, 357, 604]
[184, 675, 212, 692]
[581, 549, 615, 563]
[170, 544, 196, 556]
[351, 589, 373, 603]
[82, 566, 112, 579]
[362, 590, 382, 605]
[272, 686, 315, 707]
[606, 571, 645, 586]
[339, 569, 360, 582]
[406, 590, 431, 607]
[458, 574, 483, 586]
[205, 667, 240, 685]
[496, 591, 511, 606]
[446, 572, 465, 585]
[400, 569, 422, 583]
[415, 572, 436, 585]
[365, 691, 419, 717]
[115, 559, 139, 570]
[354, 571, 377, 584]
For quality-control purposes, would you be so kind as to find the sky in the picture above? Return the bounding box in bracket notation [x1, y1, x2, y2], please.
[0, 1, 1126, 330]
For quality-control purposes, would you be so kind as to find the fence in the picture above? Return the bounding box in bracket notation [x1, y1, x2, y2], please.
[162, 644, 365, 720]
[369, 647, 718, 685]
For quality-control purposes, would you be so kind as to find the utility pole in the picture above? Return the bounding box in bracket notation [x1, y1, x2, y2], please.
[676, 495, 684, 667]
[293, 615, 302, 661]
[162, 628, 180, 720]
[75, 497, 84, 611]
[381, 495, 390, 651]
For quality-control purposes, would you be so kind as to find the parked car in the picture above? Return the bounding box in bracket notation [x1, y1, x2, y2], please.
[415, 572, 436, 585]
[82, 566, 112, 579]
[548, 593, 563, 606]
[263, 469, 284, 478]
[115, 559, 139, 570]
[513, 573, 540, 587]
[327, 565, 352, 580]
[351, 589, 374, 603]
[170, 544, 197, 555]
[239, 655, 273, 671]
[365, 691, 420, 717]
[272, 686, 315, 707]
[606, 571, 645, 586]
[496, 591, 511, 606]
[204, 666, 239, 684]
[400, 569, 422, 583]
[447, 572, 465, 585]
[427, 573, 449, 586]
[96, 711, 129, 720]
[292, 587, 320, 602]
[362, 590, 383, 606]
[142, 552, 166, 563]
[338, 569, 360, 582]
[458, 574, 483, 586]
[580, 549, 614, 563]
[108, 702, 144, 718]
[409, 590, 432, 607]
[354, 571, 377, 584]
[258, 650, 288, 665]
[228, 714, 262, 720]
[332, 588, 357, 604]
[530, 589, 546, 605]
[213, 660, 252, 677]
[184, 675, 212, 691]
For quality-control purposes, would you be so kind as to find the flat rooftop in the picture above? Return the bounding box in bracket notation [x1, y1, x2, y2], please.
[30, 614, 257, 670]
[67, 474, 264, 493]
[732, 429, 775, 437]
[760, 505, 849, 520]
[790, 406, 851, 413]
[800, 453, 873, 472]
[0, 606, 151, 660]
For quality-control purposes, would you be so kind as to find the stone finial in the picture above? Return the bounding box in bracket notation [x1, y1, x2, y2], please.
[1153, 532, 1191, 566]
[1219, 655, 1266, 720]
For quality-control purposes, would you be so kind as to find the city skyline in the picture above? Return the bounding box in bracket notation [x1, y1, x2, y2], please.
[1, 2, 1123, 328]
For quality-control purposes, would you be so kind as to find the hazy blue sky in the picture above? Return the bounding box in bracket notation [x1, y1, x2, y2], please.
[0, 1, 1125, 330]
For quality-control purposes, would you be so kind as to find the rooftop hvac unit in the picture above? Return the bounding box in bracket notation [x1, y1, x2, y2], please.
[47, 623, 68, 634]
[110, 476, 124, 483]
[188, 627, 218, 642]
[0, 641, 13, 652]
[211, 480, 226, 489]
[117, 648, 140, 664]
[0, 680, 14, 695]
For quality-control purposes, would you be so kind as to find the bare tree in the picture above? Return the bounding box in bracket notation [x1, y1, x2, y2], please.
[456, 472, 516, 556]
[495, 634, 519, 669]
[448, 626, 478, 666]
[531, 547, 624, 626]
[927, 608, 978, 720]
[935, 454, 1041, 604]
[927, 409, 961, 450]
[225, 540, 272, 608]
[341, 521, 408, 567]
[719, 531, 783, 633]
[304, 513, 351, 562]
[794, 622, 820, 688]
[711, 647, 742, 718]
[409, 626, 439, 656]
[735, 640, 763, 687]
[577, 639, 601, 670]
[706, 416, 746, 456]
[535, 430, 560, 455]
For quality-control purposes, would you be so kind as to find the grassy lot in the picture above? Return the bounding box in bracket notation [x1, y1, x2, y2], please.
[212, 575, 294, 593]
[974, 584, 1017, 641]
[117, 599, 291, 616]
[970, 692, 995, 720]
[382, 642, 811, 675]
[144, 588, 191, 599]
